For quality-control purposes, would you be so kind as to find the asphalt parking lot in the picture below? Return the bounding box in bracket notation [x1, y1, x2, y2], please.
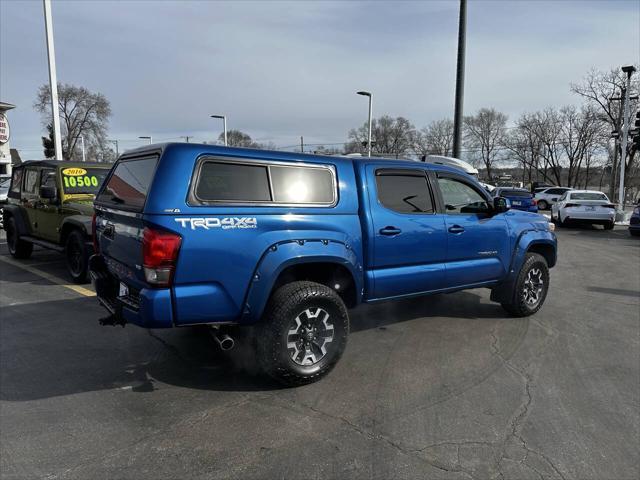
[1, 227, 638, 480]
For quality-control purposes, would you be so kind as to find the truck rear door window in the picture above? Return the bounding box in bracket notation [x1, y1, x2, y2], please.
[97, 157, 158, 210]
[376, 172, 434, 214]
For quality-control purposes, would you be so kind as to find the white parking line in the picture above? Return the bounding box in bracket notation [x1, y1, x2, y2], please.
[0, 255, 96, 297]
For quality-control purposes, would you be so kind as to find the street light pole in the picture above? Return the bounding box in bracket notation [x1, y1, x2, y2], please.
[211, 115, 227, 146]
[452, 0, 467, 159]
[109, 139, 119, 157]
[618, 65, 636, 211]
[357, 91, 373, 157]
[43, 0, 63, 161]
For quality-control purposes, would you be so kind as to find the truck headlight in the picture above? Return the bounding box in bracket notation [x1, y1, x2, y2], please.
[548, 222, 555, 232]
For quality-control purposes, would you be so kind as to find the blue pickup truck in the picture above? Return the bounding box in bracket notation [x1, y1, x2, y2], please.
[90, 143, 557, 385]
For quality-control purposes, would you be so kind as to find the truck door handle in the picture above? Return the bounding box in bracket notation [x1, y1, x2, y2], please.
[448, 225, 465, 234]
[379, 226, 402, 236]
[103, 224, 115, 238]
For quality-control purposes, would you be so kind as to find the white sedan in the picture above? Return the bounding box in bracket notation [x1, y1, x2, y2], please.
[551, 190, 616, 229]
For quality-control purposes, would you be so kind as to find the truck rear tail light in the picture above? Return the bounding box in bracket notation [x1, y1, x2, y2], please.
[532, 199, 537, 205]
[91, 213, 99, 253]
[142, 227, 182, 287]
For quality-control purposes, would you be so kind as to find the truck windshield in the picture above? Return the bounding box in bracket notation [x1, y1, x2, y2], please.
[61, 167, 109, 195]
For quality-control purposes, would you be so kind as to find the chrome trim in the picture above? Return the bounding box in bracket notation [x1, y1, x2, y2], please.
[95, 205, 143, 219]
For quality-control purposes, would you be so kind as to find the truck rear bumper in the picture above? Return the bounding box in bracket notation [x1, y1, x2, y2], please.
[89, 255, 174, 328]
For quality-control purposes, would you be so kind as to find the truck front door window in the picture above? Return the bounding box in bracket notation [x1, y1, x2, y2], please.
[437, 177, 488, 214]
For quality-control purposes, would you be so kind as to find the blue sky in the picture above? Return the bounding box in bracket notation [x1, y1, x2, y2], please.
[1, 0, 639, 156]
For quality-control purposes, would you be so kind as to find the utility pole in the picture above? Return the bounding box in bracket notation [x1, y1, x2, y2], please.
[452, 0, 467, 159]
[109, 139, 119, 159]
[300, 136, 304, 153]
[618, 65, 636, 211]
[80, 135, 86, 162]
[181, 136, 192, 143]
[609, 88, 625, 201]
[43, 0, 63, 161]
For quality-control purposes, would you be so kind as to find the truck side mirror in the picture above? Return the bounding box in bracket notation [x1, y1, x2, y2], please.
[40, 185, 58, 200]
[493, 196, 510, 214]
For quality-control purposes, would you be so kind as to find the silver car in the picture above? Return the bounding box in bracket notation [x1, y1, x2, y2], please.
[534, 187, 572, 210]
[551, 190, 616, 229]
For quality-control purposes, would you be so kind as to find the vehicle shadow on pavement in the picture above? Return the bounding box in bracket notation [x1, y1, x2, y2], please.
[0, 291, 509, 401]
[349, 290, 504, 333]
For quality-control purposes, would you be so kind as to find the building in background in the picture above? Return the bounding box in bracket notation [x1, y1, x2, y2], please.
[0, 102, 16, 179]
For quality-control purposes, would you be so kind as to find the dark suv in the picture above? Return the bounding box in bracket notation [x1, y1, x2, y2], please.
[3, 161, 111, 282]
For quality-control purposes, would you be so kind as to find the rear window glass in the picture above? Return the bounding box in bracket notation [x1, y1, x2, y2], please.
[97, 157, 158, 210]
[196, 162, 270, 202]
[194, 160, 335, 205]
[10, 169, 23, 193]
[24, 169, 39, 194]
[498, 189, 531, 198]
[270, 165, 334, 204]
[569, 192, 608, 201]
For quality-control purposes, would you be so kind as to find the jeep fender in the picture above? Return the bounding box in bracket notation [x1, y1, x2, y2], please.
[2, 204, 30, 235]
[240, 239, 363, 323]
[60, 215, 92, 242]
[490, 229, 556, 304]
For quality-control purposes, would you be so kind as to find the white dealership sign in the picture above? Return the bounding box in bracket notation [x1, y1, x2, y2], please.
[0, 113, 9, 144]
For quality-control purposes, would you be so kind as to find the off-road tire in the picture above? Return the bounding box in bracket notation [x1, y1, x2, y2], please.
[501, 253, 549, 317]
[6, 216, 33, 259]
[604, 221, 614, 230]
[256, 281, 349, 386]
[65, 230, 89, 283]
[537, 200, 548, 210]
[630, 229, 640, 237]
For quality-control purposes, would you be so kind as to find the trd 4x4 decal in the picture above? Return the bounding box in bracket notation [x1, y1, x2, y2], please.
[174, 217, 258, 230]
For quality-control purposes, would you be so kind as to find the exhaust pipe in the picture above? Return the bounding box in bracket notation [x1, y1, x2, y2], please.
[210, 327, 235, 351]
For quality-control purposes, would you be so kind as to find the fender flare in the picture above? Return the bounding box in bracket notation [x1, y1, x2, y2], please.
[240, 239, 363, 323]
[490, 230, 556, 304]
[60, 215, 92, 237]
[2, 204, 30, 236]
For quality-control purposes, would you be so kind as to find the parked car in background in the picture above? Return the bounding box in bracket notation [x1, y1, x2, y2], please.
[629, 201, 640, 237]
[0, 178, 9, 229]
[551, 190, 616, 229]
[531, 182, 553, 193]
[493, 187, 538, 213]
[423, 155, 479, 179]
[2, 161, 112, 282]
[535, 187, 572, 210]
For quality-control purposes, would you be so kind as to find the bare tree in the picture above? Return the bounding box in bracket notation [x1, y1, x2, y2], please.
[412, 119, 454, 157]
[34, 83, 111, 161]
[219, 129, 254, 147]
[571, 67, 639, 198]
[463, 108, 508, 180]
[557, 105, 604, 187]
[506, 113, 545, 185]
[346, 115, 415, 158]
[216, 129, 276, 150]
